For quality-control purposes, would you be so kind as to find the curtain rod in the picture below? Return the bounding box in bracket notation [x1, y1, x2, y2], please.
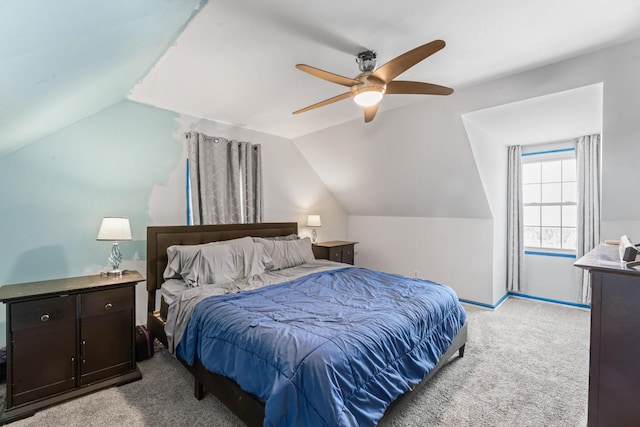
[184, 132, 221, 143]
[184, 132, 258, 147]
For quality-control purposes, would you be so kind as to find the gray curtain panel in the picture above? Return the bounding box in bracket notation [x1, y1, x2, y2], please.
[576, 134, 601, 304]
[187, 132, 263, 225]
[241, 141, 263, 223]
[507, 145, 524, 292]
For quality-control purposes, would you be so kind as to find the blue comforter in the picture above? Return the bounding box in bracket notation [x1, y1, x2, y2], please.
[177, 267, 466, 427]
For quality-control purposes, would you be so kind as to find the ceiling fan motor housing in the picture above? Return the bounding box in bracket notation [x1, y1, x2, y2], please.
[350, 72, 386, 106]
[356, 50, 377, 72]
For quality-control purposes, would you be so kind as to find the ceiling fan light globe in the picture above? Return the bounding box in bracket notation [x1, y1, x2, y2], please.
[353, 89, 384, 107]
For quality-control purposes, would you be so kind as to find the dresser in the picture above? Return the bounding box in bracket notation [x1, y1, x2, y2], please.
[0, 271, 144, 424]
[575, 245, 640, 426]
[312, 241, 358, 265]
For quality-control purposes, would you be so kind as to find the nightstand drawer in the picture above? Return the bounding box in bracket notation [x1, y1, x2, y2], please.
[312, 241, 358, 265]
[329, 248, 343, 262]
[11, 295, 75, 332]
[341, 245, 354, 264]
[81, 287, 133, 318]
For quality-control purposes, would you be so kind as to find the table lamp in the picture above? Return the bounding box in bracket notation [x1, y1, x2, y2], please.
[97, 216, 132, 276]
[307, 214, 322, 244]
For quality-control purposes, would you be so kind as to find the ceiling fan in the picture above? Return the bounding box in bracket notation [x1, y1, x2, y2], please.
[292, 40, 454, 123]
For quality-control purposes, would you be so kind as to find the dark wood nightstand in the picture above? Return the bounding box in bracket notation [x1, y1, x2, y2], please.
[0, 271, 144, 424]
[312, 241, 358, 265]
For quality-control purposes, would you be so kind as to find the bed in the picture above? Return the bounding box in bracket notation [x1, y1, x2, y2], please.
[146, 222, 467, 426]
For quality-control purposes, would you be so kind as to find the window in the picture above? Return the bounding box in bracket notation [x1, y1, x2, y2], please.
[522, 149, 577, 251]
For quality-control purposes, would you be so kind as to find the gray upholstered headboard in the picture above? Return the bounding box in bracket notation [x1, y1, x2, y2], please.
[146, 222, 298, 313]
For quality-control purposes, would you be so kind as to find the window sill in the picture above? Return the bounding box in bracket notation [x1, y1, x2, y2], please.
[524, 250, 577, 259]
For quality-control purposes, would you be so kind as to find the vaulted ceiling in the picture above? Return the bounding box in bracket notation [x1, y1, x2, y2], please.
[3, 0, 640, 157]
[130, 0, 640, 139]
[0, 0, 206, 156]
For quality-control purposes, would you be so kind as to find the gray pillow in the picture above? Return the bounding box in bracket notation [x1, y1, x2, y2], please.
[260, 234, 299, 241]
[253, 237, 315, 270]
[163, 237, 262, 285]
[164, 242, 212, 283]
[197, 239, 272, 286]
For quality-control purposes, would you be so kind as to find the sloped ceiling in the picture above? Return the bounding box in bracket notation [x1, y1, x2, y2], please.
[130, 0, 640, 140]
[0, 0, 206, 156]
[4, 0, 640, 155]
[463, 84, 603, 147]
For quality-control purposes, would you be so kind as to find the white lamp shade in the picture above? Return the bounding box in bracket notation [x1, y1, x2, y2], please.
[97, 217, 132, 241]
[307, 215, 322, 227]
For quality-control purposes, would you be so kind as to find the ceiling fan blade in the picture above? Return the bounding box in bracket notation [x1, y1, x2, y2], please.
[363, 103, 379, 123]
[292, 92, 352, 115]
[296, 64, 361, 87]
[371, 40, 446, 84]
[386, 80, 454, 96]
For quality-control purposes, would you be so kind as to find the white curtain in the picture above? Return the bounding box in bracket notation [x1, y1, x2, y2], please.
[507, 145, 524, 292]
[187, 132, 263, 225]
[576, 134, 601, 304]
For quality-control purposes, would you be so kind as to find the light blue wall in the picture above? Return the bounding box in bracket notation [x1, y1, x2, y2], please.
[0, 100, 182, 344]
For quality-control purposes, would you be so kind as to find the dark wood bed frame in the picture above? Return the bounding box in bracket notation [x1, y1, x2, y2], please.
[146, 222, 467, 426]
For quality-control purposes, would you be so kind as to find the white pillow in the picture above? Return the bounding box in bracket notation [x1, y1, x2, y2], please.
[253, 237, 315, 270]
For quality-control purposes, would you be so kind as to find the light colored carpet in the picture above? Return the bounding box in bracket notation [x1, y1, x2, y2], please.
[3, 297, 590, 426]
[385, 298, 590, 427]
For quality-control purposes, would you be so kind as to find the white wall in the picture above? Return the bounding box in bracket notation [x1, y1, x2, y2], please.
[602, 221, 640, 245]
[522, 254, 578, 302]
[348, 216, 494, 305]
[462, 119, 508, 303]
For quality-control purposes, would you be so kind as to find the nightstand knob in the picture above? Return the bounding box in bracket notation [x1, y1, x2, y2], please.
[40, 314, 50, 322]
[105, 303, 113, 310]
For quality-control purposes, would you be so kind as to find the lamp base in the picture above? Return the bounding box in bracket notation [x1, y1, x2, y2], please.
[311, 229, 317, 244]
[105, 269, 123, 277]
[106, 242, 124, 276]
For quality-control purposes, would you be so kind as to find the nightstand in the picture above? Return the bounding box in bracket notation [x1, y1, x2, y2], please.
[0, 271, 144, 424]
[312, 241, 358, 265]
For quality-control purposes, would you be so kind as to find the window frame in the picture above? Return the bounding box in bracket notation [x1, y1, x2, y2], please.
[521, 147, 577, 254]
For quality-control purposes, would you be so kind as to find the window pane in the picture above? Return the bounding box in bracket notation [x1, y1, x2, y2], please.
[562, 159, 576, 182]
[521, 153, 577, 253]
[562, 228, 576, 250]
[523, 184, 541, 204]
[562, 182, 577, 203]
[562, 205, 577, 227]
[542, 206, 561, 226]
[541, 183, 561, 203]
[541, 227, 561, 248]
[524, 206, 540, 226]
[524, 227, 541, 247]
[522, 162, 541, 184]
[541, 161, 561, 183]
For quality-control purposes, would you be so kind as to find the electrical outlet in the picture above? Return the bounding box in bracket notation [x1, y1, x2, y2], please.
[413, 270, 418, 278]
